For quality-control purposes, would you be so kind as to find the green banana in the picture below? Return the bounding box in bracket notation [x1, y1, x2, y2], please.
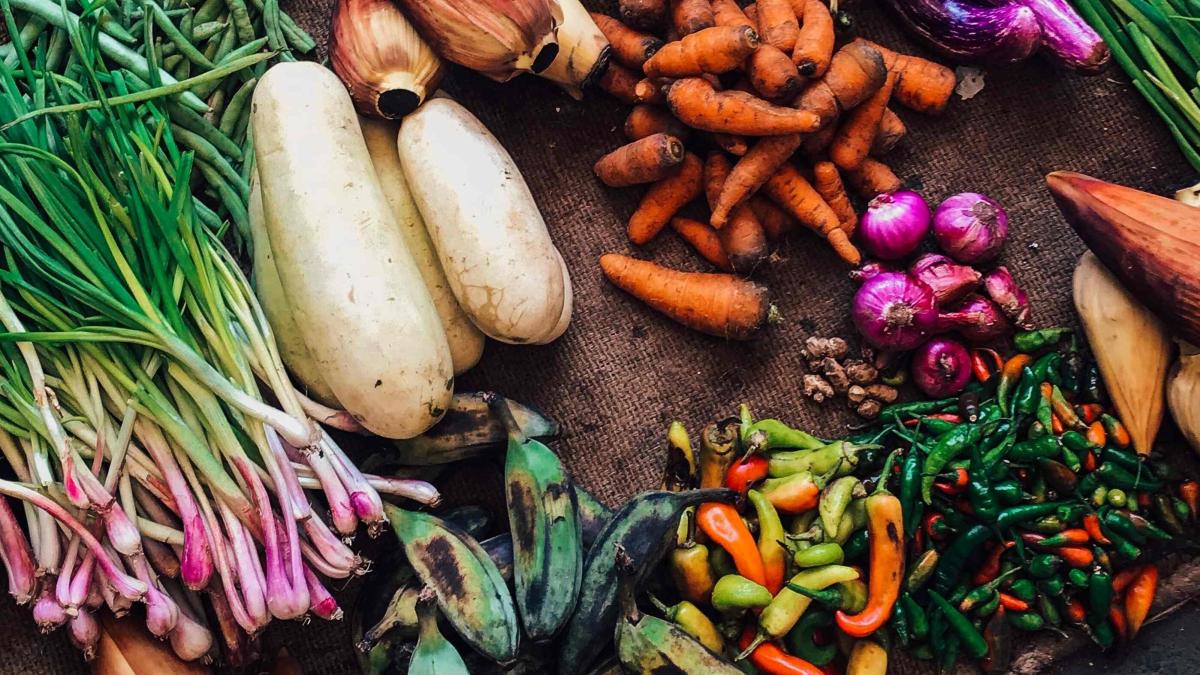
[408, 589, 470, 675]
[490, 393, 581, 642]
[614, 550, 741, 673]
[557, 487, 737, 671]
[574, 482, 613, 547]
[393, 392, 560, 465]
[385, 505, 519, 665]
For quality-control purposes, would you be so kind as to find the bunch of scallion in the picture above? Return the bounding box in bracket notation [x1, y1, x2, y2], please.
[0, 13, 439, 666]
[1073, 0, 1200, 171]
[0, 0, 316, 245]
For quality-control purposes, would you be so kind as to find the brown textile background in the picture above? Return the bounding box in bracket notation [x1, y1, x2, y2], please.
[2, 0, 1196, 672]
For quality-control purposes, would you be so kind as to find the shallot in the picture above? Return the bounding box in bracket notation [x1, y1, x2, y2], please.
[937, 294, 1013, 343]
[909, 253, 982, 305]
[983, 266, 1032, 328]
[912, 337, 973, 396]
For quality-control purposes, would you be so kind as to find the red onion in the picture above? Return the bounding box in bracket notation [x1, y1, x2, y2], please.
[857, 190, 932, 260]
[912, 337, 973, 397]
[304, 566, 343, 620]
[848, 260, 900, 283]
[33, 584, 68, 633]
[983, 266, 1033, 329]
[936, 294, 1013, 343]
[852, 272, 939, 350]
[68, 610, 99, 661]
[908, 253, 982, 306]
[932, 192, 1008, 263]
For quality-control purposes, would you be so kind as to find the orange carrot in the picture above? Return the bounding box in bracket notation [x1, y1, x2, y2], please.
[671, 0, 716, 35]
[599, 253, 772, 339]
[749, 195, 797, 239]
[792, 0, 835, 76]
[830, 69, 896, 171]
[672, 217, 733, 270]
[644, 25, 760, 77]
[801, 122, 837, 159]
[710, 133, 802, 227]
[620, 0, 668, 31]
[756, 0, 799, 52]
[598, 61, 642, 103]
[667, 77, 820, 135]
[711, 0, 755, 30]
[794, 39, 888, 127]
[624, 104, 691, 141]
[709, 132, 749, 156]
[704, 150, 734, 211]
[844, 158, 901, 199]
[628, 152, 704, 245]
[634, 78, 668, 104]
[743, 2, 758, 26]
[720, 206, 769, 273]
[865, 43, 956, 115]
[812, 161, 857, 233]
[746, 44, 804, 100]
[594, 133, 687, 187]
[870, 107, 906, 156]
[591, 13, 664, 69]
[764, 163, 860, 264]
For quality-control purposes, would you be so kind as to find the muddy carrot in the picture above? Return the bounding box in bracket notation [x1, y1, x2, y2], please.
[621, 0, 668, 30]
[710, 134, 803, 227]
[749, 195, 797, 239]
[591, 12, 664, 69]
[812, 161, 857, 233]
[672, 217, 734, 270]
[671, 0, 716, 35]
[705, 152, 769, 271]
[844, 158, 901, 199]
[598, 61, 643, 103]
[711, 0, 755, 29]
[764, 163, 861, 264]
[595, 133, 687, 187]
[667, 78, 821, 135]
[795, 39, 888, 127]
[756, 0, 799, 51]
[746, 44, 804, 100]
[644, 25, 760, 77]
[830, 70, 896, 171]
[870, 108, 906, 155]
[634, 78, 668, 104]
[792, 0, 835, 76]
[709, 132, 749, 156]
[628, 152, 704, 245]
[801, 123, 837, 159]
[704, 150, 735, 211]
[744, 2, 758, 26]
[866, 43, 956, 115]
[624, 104, 691, 141]
[599, 254, 773, 339]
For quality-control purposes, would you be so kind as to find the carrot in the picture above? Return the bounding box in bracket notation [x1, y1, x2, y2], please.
[644, 25, 760, 77]
[672, 217, 733, 270]
[671, 0, 716, 35]
[749, 195, 797, 239]
[667, 78, 820, 136]
[594, 133, 687, 187]
[746, 44, 804, 100]
[743, 2, 758, 27]
[598, 61, 643, 103]
[720, 206, 769, 273]
[812, 161, 857, 233]
[620, 0, 668, 31]
[866, 43, 956, 115]
[634, 78, 668, 104]
[704, 150, 734, 211]
[711, 0, 755, 30]
[599, 253, 772, 339]
[794, 39, 888, 128]
[844, 158, 901, 199]
[710, 133, 803, 227]
[830, 69, 896, 171]
[709, 132, 749, 156]
[764, 163, 860, 264]
[870, 107, 906, 156]
[801, 123, 837, 159]
[792, 0, 835, 76]
[756, 0, 799, 52]
[624, 104, 691, 141]
[591, 12, 664, 69]
[628, 152, 704, 245]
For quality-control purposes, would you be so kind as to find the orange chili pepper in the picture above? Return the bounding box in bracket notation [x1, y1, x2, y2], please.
[759, 473, 821, 514]
[972, 541, 1014, 585]
[1057, 546, 1095, 568]
[1124, 563, 1158, 638]
[725, 455, 769, 494]
[1109, 603, 1128, 641]
[1051, 413, 1064, 435]
[1082, 513, 1111, 545]
[1077, 404, 1103, 424]
[998, 593, 1029, 612]
[1037, 528, 1091, 546]
[1083, 450, 1097, 472]
[1086, 420, 1106, 447]
[836, 453, 904, 638]
[1113, 566, 1141, 594]
[971, 348, 1001, 382]
[740, 627, 824, 675]
[1065, 597, 1086, 623]
[1181, 480, 1200, 521]
[697, 502, 767, 587]
[1104, 415, 1132, 448]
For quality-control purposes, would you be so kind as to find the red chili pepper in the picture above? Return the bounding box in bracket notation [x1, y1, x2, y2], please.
[1112, 566, 1141, 594]
[1065, 598, 1086, 623]
[954, 496, 974, 515]
[971, 348, 1001, 382]
[740, 628, 824, 675]
[902, 413, 962, 427]
[934, 467, 970, 496]
[697, 503, 767, 587]
[1180, 480, 1200, 521]
[1137, 491, 1151, 509]
[1077, 404, 1103, 424]
[1036, 528, 1090, 547]
[923, 512, 948, 541]
[998, 593, 1029, 612]
[1056, 546, 1095, 568]
[725, 455, 769, 494]
[1125, 564, 1158, 638]
[972, 541, 1014, 585]
[1051, 413, 1064, 435]
[1083, 513, 1110, 545]
[1083, 450, 1098, 472]
[910, 526, 925, 555]
[1085, 420, 1107, 446]
[1109, 604, 1128, 641]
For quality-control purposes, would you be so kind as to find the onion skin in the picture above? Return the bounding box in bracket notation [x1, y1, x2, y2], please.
[1047, 171, 1200, 345]
[882, 0, 1042, 65]
[933, 192, 1009, 264]
[849, 261, 900, 283]
[909, 253, 981, 306]
[936, 293, 1012, 343]
[983, 266, 1032, 329]
[852, 272, 939, 350]
[1012, 0, 1109, 72]
[912, 337, 973, 397]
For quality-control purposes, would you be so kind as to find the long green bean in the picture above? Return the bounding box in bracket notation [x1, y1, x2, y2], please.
[218, 75, 254, 137]
[149, 1, 213, 69]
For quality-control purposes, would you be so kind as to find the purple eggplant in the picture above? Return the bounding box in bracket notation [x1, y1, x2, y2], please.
[1014, 0, 1110, 71]
[883, 0, 1043, 65]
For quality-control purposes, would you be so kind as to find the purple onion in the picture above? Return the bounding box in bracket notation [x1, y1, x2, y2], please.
[984, 266, 1033, 329]
[0, 496, 36, 605]
[1012, 0, 1110, 71]
[909, 253, 982, 305]
[857, 191, 932, 260]
[168, 607, 214, 662]
[912, 337, 973, 396]
[852, 272, 939, 350]
[936, 294, 1013, 343]
[33, 585, 68, 633]
[883, 0, 1043, 65]
[933, 193, 1009, 263]
[849, 261, 901, 283]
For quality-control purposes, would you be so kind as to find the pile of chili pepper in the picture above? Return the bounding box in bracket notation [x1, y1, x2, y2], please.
[638, 326, 1191, 674]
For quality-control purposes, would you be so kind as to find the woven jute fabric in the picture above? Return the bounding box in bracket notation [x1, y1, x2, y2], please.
[5, 0, 1196, 672]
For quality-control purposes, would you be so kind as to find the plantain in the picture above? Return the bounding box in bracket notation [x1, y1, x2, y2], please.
[614, 548, 742, 673]
[557, 487, 737, 671]
[384, 506, 519, 665]
[393, 392, 560, 465]
[574, 482, 614, 548]
[489, 393, 582, 643]
[408, 588, 470, 675]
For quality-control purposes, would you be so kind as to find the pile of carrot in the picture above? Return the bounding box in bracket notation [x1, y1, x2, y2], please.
[590, 0, 958, 339]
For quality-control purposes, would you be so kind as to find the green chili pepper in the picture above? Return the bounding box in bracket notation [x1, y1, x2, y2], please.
[890, 590, 912, 645]
[1078, 474, 1101, 500]
[1012, 367, 1042, 416]
[1092, 619, 1116, 649]
[879, 398, 958, 419]
[922, 424, 983, 503]
[1008, 436, 1061, 463]
[1082, 363, 1103, 403]
[1038, 577, 1065, 597]
[843, 528, 869, 560]
[975, 591, 1001, 617]
[744, 419, 827, 453]
[917, 416, 959, 436]
[902, 593, 929, 638]
[1057, 504, 1088, 525]
[1100, 446, 1157, 476]
[1096, 462, 1163, 491]
[1060, 342, 1084, 396]
[711, 575, 772, 612]
[1126, 512, 1172, 541]
[1068, 568, 1090, 588]
[997, 502, 1069, 529]
[1032, 352, 1063, 385]
[1106, 488, 1128, 508]
[1103, 527, 1143, 560]
[993, 481, 1024, 505]
[1087, 569, 1113, 625]
[928, 589, 989, 658]
[1154, 494, 1187, 535]
[1037, 593, 1062, 626]
[1008, 579, 1037, 602]
[1007, 611, 1045, 631]
[1028, 554, 1061, 580]
[1174, 496, 1192, 522]
[907, 549, 939, 593]
[746, 565, 861, 653]
[1014, 327, 1071, 352]
[793, 542, 844, 568]
[1060, 431, 1094, 453]
[1059, 445, 1083, 473]
[1027, 420, 1048, 440]
[960, 567, 1022, 612]
[931, 524, 991, 593]
[709, 546, 737, 578]
[783, 609, 836, 666]
[819, 476, 861, 538]
[1036, 390, 1055, 433]
[1031, 516, 1066, 534]
[900, 451, 924, 536]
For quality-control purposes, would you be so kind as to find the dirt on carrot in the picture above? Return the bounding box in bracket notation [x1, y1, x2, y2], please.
[644, 24, 761, 77]
[844, 157, 902, 198]
[870, 107, 906, 155]
[795, 39, 888, 127]
[830, 70, 896, 171]
[812, 160, 857, 233]
[620, 0, 668, 30]
[792, 0, 835, 76]
[627, 151, 705, 244]
[625, 104, 691, 140]
[635, 78, 668, 104]
[720, 205, 769, 273]
[749, 194, 797, 239]
[710, 133, 804, 226]
[866, 42, 957, 115]
[667, 77, 821, 136]
[764, 163, 861, 264]
[595, 133, 687, 187]
[592, 12, 665, 69]
[711, 0, 756, 29]
[746, 44, 805, 100]
[672, 216, 734, 270]
[671, 0, 717, 35]
[598, 61, 644, 103]
[756, 0, 800, 52]
[710, 132, 750, 155]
